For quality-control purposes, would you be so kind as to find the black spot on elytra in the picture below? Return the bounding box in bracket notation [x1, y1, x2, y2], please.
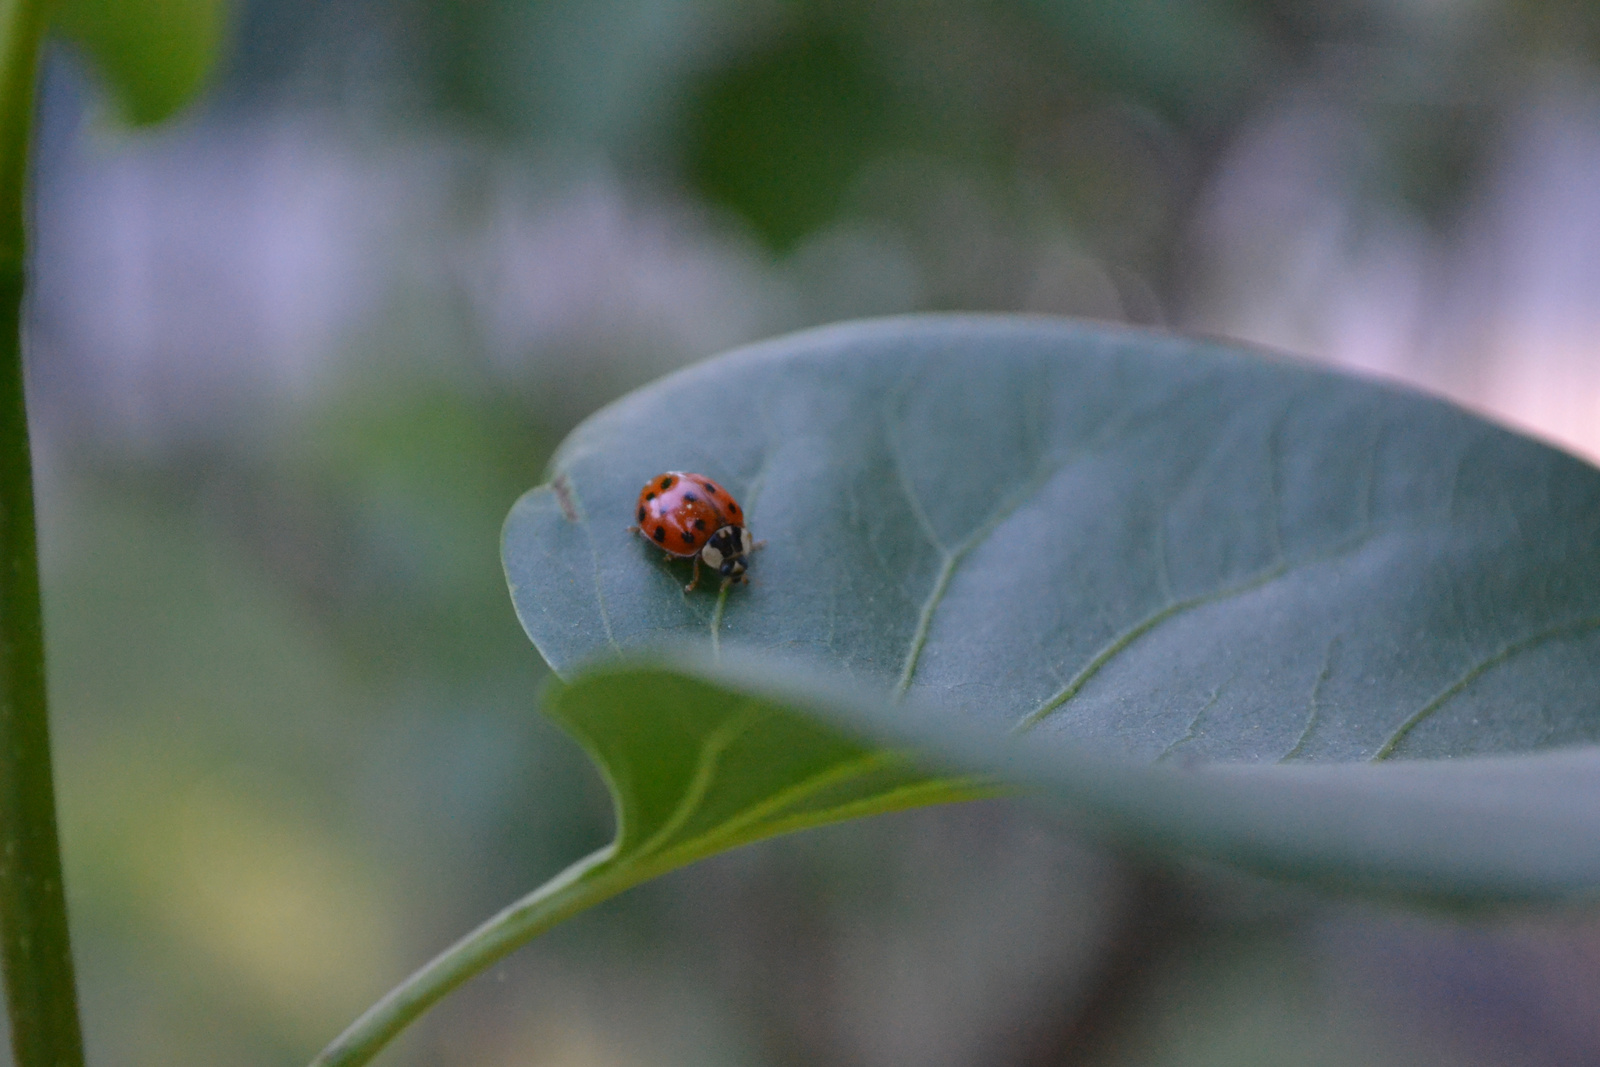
[660, 476, 674, 490]
[637, 506, 646, 522]
[694, 518, 706, 531]
[681, 530, 696, 544]
[653, 526, 666, 542]
[646, 491, 656, 501]
[702, 482, 717, 494]
[728, 501, 741, 515]
[683, 493, 698, 503]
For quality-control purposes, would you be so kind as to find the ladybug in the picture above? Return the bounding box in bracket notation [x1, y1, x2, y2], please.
[630, 471, 760, 591]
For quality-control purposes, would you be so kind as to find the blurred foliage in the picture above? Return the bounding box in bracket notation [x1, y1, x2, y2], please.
[686, 29, 896, 251]
[296, 0, 1597, 296]
[281, 381, 554, 677]
[51, 0, 227, 124]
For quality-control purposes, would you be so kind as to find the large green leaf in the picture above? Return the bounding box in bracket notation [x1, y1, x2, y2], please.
[52, 0, 226, 124]
[507, 316, 1600, 759]
[498, 315, 1600, 895]
[317, 315, 1600, 1066]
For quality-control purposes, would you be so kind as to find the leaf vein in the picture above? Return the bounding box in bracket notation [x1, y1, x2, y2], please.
[631, 705, 761, 859]
[885, 399, 946, 554]
[1157, 679, 1229, 762]
[1370, 616, 1600, 760]
[1280, 636, 1340, 762]
[894, 461, 1060, 698]
[1014, 527, 1385, 733]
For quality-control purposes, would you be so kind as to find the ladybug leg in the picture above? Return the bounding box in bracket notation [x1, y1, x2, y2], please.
[627, 524, 640, 535]
[752, 539, 767, 553]
[684, 555, 702, 593]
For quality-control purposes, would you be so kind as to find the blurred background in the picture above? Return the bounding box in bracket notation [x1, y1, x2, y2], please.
[10, 0, 1600, 1064]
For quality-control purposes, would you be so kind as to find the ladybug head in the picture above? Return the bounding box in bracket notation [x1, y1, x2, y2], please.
[700, 525, 753, 578]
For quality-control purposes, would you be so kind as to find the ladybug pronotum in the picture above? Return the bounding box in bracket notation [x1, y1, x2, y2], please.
[629, 471, 759, 591]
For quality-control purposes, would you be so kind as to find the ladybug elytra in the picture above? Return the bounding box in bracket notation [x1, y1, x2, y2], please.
[630, 471, 760, 591]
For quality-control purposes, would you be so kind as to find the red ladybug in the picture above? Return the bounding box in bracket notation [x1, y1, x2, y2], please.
[630, 471, 759, 591]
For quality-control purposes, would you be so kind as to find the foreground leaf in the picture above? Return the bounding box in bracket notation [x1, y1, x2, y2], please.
[310, 661, 986, 1067]
[567, 655, 1600, 907]
[318, 646, 1600, 1067]
[542, 656, 990, 862]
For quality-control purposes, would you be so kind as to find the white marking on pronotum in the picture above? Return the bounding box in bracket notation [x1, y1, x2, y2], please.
[701, 544, 725, 568]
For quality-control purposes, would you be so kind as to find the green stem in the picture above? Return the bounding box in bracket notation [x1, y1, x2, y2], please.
[309, 845, 630, 1067]
[0, 4, 89, 1067]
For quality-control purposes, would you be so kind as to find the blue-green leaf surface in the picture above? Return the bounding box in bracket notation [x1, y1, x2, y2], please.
[502, 315, 1600, 900]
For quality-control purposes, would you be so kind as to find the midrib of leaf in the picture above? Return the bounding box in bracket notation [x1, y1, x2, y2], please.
[709, 585, 728, 659]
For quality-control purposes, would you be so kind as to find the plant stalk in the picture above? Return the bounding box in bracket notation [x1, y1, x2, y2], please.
[309, 845, 625, 1067]
[0, 5, 88, 1067]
